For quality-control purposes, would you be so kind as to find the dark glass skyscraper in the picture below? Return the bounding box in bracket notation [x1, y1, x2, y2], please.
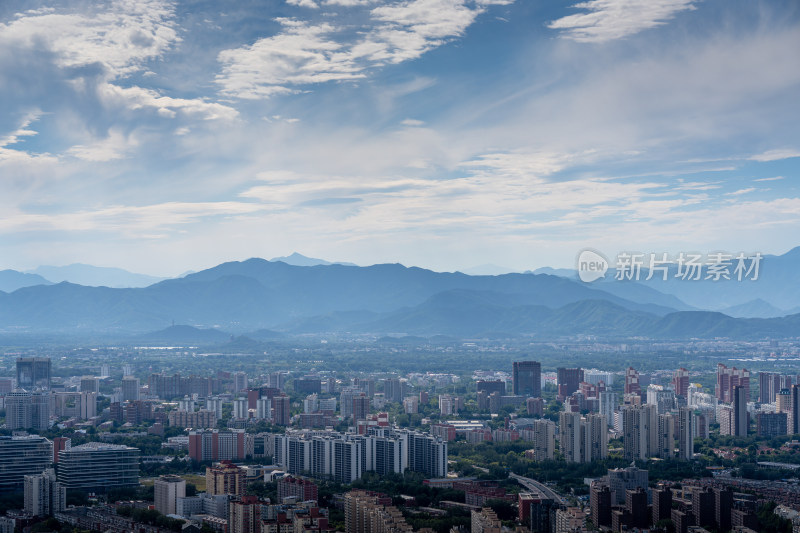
[16, 357, 51, 390]
[513, 361, 541, 397]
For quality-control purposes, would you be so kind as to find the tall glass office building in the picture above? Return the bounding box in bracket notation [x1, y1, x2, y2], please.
[57, 443, 139, 491]
[0, 435, 53, 492]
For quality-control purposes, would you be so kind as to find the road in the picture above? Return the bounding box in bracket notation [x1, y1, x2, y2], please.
[509, 472, 568, 506]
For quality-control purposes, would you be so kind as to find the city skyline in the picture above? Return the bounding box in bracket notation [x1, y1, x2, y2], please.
[0, 0, 798, 276]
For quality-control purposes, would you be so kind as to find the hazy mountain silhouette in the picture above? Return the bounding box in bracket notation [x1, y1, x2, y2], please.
[0, 270, 53, 293]
[29, 264, 166, 288]
[0, 257, 798, 339]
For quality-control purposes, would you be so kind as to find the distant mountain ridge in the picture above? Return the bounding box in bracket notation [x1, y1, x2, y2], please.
[0, 270, 52, 293]
[0, 251, 798, 340]
[270, 252, 357, 267]
[28, 264, 166, 288]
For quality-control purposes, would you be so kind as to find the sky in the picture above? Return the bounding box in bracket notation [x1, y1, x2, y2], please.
[0, 0, 799, 276]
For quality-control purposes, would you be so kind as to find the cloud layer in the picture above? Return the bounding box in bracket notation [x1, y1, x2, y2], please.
[0, 0, 798, 275]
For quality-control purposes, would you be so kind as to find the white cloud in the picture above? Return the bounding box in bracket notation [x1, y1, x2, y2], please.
[0, 1, 236, 121]
[100, 85, 238, 121]
[287, 0, 320, 8]
[216, 0, 499, 98]
[67, 129, 138, 162]
[0, 111, 41, 148]
[0, 0, 179, 78]
[548, 0, 696, 43]
[725, 187, 756, 197]
[0, 201, 264, 235]
[754, 176, 784, 182]
[748, 149, 800, 162]
[323, 0, 378, 5]
[217, 18, 366, 99]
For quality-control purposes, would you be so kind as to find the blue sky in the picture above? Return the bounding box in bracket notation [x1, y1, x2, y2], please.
[0, 0, 798, 275]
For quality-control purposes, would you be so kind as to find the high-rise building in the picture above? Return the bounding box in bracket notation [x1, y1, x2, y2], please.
[759, 372, 781, 404]
[206, 461, 246, 496]
[229, 495, 261, 533]
[606, 465, 648, 505]
[80, 376, 100, 394]
[672, 368, 690, 397]
[64, 392, 101, 419]
[188, 430, 250, 462]
[273, 395, 291, 426]
[404, 431, 448, 478]
[559, 412, 607, 462]
[733, 385, 749, 437]
[476, 380, 505, 396]
[715, 486, 734, 532]
[232, 398, 248, 419]
[277, 476, 318, 503]
[529, 419, 555, 461]
[122, 376, 140, 402]
[624, 367, 641, 396]
[168, 409, 217, 429]
[24, 469, 65, 517]
[295, 378, 322, 395]
[678, 407, 695, 460]
[403, 396, 419, 414]
[439, 394, 456, 416]
[352, 395, 370, 422]
[256, 397, 272, 420]
[154, 475, 186, 516]
[267, 372, 286, 391]
[206, 397, 223, 419]
[647, 384, 676, 415]
[590, 482, 612, 528]
[57, 443, 139, 491]
[6, 390, 50, 430]
[382, 378, 406, 403]
[757, 412, 788, 437]
[559, 412, 581, 463]
[599, 391, 617, 427]
[626, 487, 649, 529]
[652, 484, 672, 524]
[622, 404, 657, 460]
[556, 368, 583, 400]
[716, 364, 750, 403]
[789, 384, 800, 434]
[512, 361, 541, 397]
[340, 389, 360, 419]
[232, 372, 248, 393]
[16, 357, 51, 390]
[344, 490, 411, 533]
[584, 413, 609, 461]
[692, 487, 715, 529]
[656, 413, 675, 459]
[0, 436, 53, 493]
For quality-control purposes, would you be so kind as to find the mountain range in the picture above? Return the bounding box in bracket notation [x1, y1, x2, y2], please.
[0, 250, 799, 341]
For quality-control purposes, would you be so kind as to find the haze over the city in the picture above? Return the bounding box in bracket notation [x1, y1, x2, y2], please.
[1, 0, 799, 276]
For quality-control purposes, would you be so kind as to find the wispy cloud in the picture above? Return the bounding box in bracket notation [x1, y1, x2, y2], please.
[548, 0, 696, 43]
[216, 0, 508, 99]
[748, 149, 800, 162]
[66, 129, 138, 162]
[0, 1, 237, 121]
[287, 0, 321, 8]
